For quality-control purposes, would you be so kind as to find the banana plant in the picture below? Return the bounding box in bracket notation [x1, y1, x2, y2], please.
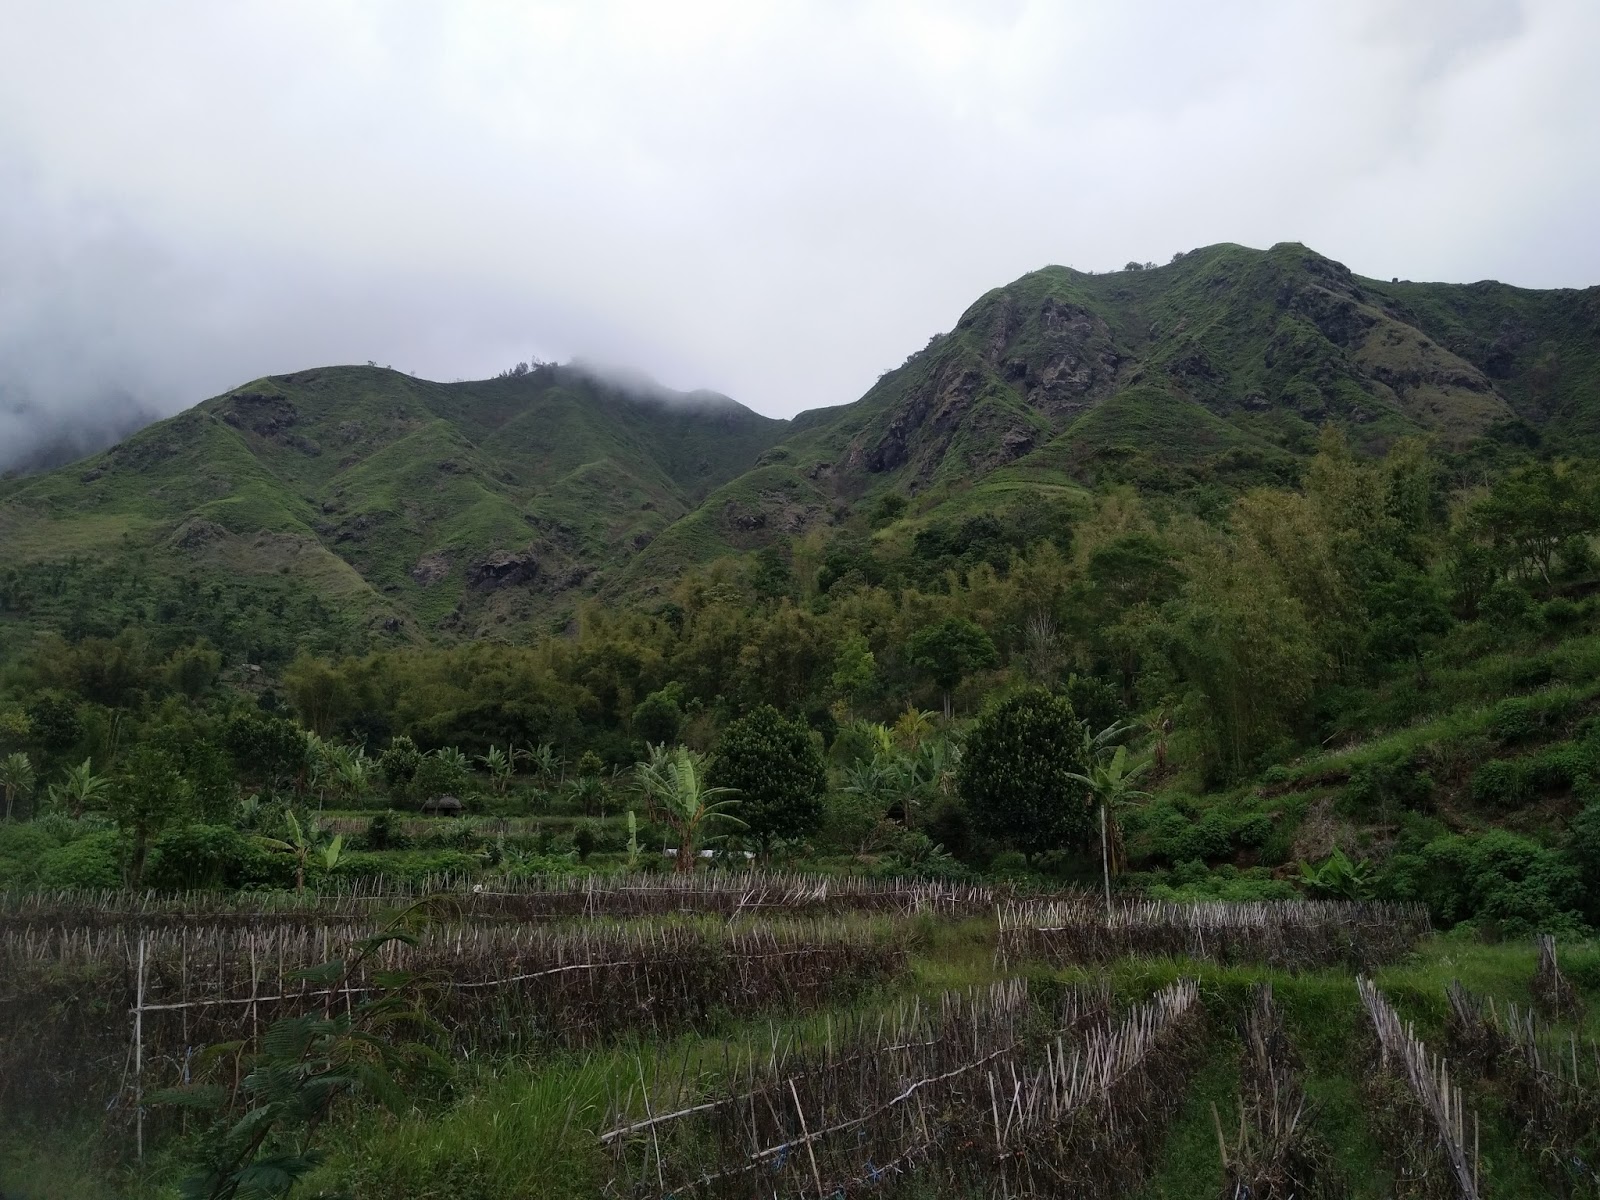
[516, 742, 564, 787]
[625, 809, 642, 870]
[1298, 847, 1372, 900]
[335, 751, 372, 808]
[566, 773, 607, 818]
[48, 758, 110, 818]
[0, 752, 34, 821]
[477, 745, 513, 794]
[1067, 745, 1152, 910]
[891, 707, 937, 750]
[634, 747, 743, 872]
[260, 811, 344, 894]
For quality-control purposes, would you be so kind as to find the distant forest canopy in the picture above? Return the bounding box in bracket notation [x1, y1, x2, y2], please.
[3, 428, 1598, 784]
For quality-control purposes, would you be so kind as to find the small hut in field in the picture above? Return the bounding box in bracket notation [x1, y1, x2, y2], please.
[421, 793, 464, 816]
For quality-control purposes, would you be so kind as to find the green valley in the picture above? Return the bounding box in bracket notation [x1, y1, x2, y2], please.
[4, 242, 1600, 1199]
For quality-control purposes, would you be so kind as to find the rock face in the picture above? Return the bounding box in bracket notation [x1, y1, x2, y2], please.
[171, 519, 229, 551]
[221, 392, 299, 438]
[410, 552, 452, 586]
[816, 243, 1538, 498]
[852, 289, 1126, 485]
[717, 489, 826, 545]
[220, 391, 322, 455]
[467, 551, 540, 590]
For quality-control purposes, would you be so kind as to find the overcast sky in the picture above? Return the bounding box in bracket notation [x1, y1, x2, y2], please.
[3, 0, 1598, 469]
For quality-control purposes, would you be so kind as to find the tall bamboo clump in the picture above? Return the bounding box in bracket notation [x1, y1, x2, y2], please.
[1447, 980, 1599, 1196]
[999, 898, 1430, 970]
[602, 978, 1202, 1199]
[0, 918, 908, 1126]
[1357, 977, 1480, 1200]
[1217, 982, 1339, 1200]
[0, 873, 998, 930]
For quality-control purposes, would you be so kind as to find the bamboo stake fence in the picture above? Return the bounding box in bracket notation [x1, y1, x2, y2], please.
[1533, 935, 1586, 1022]
[1, 918, 908, 1137]
[1358, 976, 1481, 1200]
[602, 977, 1203, 1199]
[0, 873, 999, 930]
[1447, 979, 1599, 1194]
[998, 897, 1431, 969]
[1217, 982, 1338, 1199]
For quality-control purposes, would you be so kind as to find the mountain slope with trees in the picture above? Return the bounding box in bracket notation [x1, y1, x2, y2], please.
[613, 241, 1600, 595]
[2, 241, 1598, 654]
[2, 240, 1600, 957]
[0, 363, 787, 653]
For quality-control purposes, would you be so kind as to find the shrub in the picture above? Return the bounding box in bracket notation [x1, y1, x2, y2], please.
[0, 857, 33, 889]
[709, 705, 828, 854]
[1480, 579, 1535, 627]
[330, 850, 480, 884]
[362, 810, 409, 851]
[1257, 807, 1303, 869]
[958, 690, 1090, 857]
[1557, 534, 1597, 580]
[37, 831, 125, 889]
[1505, 656, 1556, 690]
[1488, 697, 1540, 744]
[1541, 597, 1582, 629]
[1382, 830, 1585, 935]
[1126, 800, 1271, 866]
[1150, 864, 1298, 902]
[145, 823, 256, 891]
[1342, 754, 1435, 817]
[1470, 758, 1528, 808]
[0, 823, 60, 861]
[573, 823, 599, 861]
[988, 850, 1029, 875]
[1234, 814, 1273, 848]
[1181, 810, 1237, 862]
[1524, 744, 1596, 794]
[632, 687, 685, 746]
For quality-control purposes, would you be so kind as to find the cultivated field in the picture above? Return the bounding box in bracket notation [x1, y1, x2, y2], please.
[1, 874, 1597, 1199]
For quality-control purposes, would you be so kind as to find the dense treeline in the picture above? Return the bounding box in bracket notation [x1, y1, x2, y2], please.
[2, 430, 1600, 932]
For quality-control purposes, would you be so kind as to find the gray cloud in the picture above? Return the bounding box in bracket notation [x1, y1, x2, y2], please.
[1, 0, 1596, 473]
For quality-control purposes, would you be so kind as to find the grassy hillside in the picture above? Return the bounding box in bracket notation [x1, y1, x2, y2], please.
[0, 364, 787, 652]
[2, 242, 1597, 649]
[776, 243, 1597, 516]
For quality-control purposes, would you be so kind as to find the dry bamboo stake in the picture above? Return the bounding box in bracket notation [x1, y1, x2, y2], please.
[1358, 977, 1479, 1200]
[789, 1077, 826, 1199]
[133, 933, 145, 1163]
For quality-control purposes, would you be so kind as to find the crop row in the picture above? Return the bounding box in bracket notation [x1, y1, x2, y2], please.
[0, 872, 999, 928]
[603, 977, 1203, 1198]
[998, 897, 1431, 969]
[1447, 978, 1599, 1194]
[1358, 977, 1481, 1199]
[0, 917, 908, 1131]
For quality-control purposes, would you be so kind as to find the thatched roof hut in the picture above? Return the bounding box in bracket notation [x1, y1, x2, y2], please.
[421, 793, 464, 815]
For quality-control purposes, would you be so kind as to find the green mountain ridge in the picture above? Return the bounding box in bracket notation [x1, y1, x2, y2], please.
[0, 364, 787, 647]
[2, 241, 1597, 650]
